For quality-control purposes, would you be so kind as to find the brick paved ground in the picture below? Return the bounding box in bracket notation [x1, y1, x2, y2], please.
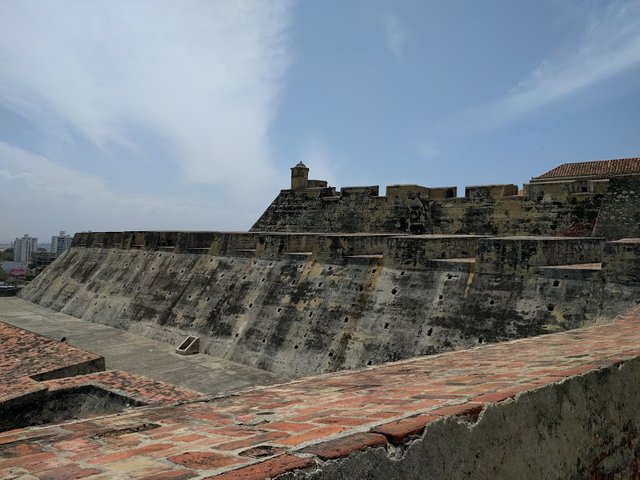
[0, 321, 204, 412]
[0, 322, 103, 382]
[2, 306, 640, 479]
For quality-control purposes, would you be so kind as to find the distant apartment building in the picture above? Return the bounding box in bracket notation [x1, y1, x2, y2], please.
[13, 235, 38, 263]
[51, 231, 73, 255]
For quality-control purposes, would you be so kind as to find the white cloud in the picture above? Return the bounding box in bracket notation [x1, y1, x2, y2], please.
[418, 141, 439, 159]
[383, 14, 407, 58]
[456, 0, 640, 133]
[0, 142, 222, 241]
[0, 0, 293, 239]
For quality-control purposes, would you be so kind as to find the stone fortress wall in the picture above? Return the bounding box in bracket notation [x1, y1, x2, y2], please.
[10, 157, 640, 478]
[20, 229, 640, 378]
[252, 161, 640, 239]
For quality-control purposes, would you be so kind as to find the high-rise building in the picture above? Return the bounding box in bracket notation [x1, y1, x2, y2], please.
[51, 231, 73, 255]
[13, 235, 38, 263]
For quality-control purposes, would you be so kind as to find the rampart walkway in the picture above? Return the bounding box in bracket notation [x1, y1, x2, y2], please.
[2, 305, 640, 479]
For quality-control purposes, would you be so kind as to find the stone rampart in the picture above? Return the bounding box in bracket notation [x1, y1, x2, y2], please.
[475, 237, 604, 274]
[593, 174, 640, 239]
[252, 182, 602, 236]
[20, 232, 640, 378]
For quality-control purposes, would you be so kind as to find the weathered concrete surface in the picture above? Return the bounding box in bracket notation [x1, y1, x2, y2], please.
[0, 298, 283, 395]
[3, 305, 640, 479]
[18, 233, 640, 377]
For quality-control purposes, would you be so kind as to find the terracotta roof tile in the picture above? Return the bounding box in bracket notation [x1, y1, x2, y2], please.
[533, 157, 640, 180]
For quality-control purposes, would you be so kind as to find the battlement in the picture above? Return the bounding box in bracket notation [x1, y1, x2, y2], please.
[255, 164, 640, 238]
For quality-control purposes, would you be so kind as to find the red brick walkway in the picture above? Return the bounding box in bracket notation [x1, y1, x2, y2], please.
[2, 307, 640, 479]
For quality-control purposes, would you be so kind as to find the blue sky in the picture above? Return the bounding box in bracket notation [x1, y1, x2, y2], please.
[0, 0, 639, 241]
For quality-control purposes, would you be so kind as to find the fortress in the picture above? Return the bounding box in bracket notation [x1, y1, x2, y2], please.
[2, 157, 640, 479]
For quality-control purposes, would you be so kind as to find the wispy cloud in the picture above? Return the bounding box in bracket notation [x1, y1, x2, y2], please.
[0, 0, 293, 239]
[455, 0, 640, 133]
[418, 141, 439, 159]
[0, 142, 220, 241]
[382, 14, 407, 58]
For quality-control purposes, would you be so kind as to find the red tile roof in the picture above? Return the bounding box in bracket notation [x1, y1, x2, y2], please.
[533, 157, 640, 180]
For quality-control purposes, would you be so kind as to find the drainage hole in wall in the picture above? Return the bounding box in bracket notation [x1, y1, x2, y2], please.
[328, 266, 333, 271]
[489, 299, 495, 305]
[235, 334, 239, 337]
[446, 274, 453, 279]
[262, 339, 266, 343]
[384, 322, 389, 329]
[391, 288, 398, 295]
[328, 351, 333, 357]
[344, 317, 349, 323]
[220, 273, 225, 278]
[547, 304, 554, 312]
[400, 271, 405, 276]
[206, 297, 210, 302]
[294, 345, 299, 350]
[553, 280, 560, 287]
[427, 327, 433, 336]
[308, 312, 313, 318]
[367, 360, 372, 366]
[261, 278, 265, 283]
[372, 269, 377, 273]
[249, 303, 253, 309]
[277, 307, 282, 313]
[438, 295, 443, 300]
[478, 337, 483, 344]
[318, 282, 323, 287]
[269, 262, 273, 267]
[359, 285, 364, 292]
[188, 295, 192, 300]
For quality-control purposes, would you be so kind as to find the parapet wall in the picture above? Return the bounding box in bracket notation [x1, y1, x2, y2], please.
[20, 231, 640, 378]
[251, 181, 604, 237]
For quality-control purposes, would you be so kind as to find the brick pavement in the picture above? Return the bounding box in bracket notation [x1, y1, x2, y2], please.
[0, 321, 204, 415]
[2, 306, 640, 478]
